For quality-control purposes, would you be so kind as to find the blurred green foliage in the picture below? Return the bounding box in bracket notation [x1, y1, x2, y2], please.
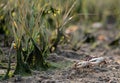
[1, 0, 120, 35]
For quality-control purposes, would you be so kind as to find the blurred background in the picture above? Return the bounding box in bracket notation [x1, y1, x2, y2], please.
[0, 0, 120, 51]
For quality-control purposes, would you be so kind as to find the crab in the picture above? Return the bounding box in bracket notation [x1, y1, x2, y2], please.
[72, 57, 107, 71]
[89, 57, 107, 67]
[73, 61, 91, 70]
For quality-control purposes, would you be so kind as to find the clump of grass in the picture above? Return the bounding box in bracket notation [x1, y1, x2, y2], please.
[2, 0, 77, 77]
[44, 0, 78, 52]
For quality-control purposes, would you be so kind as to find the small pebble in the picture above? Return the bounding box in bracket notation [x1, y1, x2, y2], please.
[14, 75, 22, 82]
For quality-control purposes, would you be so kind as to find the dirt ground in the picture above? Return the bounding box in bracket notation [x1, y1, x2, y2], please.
[0, 24, 120, 83]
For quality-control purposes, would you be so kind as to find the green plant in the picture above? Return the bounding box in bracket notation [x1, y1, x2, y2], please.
[43, 0, 78, 52]
[8, 0, 50, 75]
[0, 0, 13, 46]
